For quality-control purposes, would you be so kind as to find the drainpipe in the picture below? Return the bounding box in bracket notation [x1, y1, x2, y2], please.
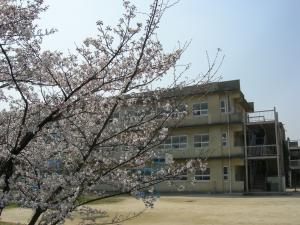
[274, 107, 282, 192]
[227, 95, 232, 194]
[287, 138, 292, 187]
[244, 110, 249, 192]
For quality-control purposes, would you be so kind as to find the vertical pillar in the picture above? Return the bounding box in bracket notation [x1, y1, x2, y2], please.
[243, 111, 249, 192]
[227, 95, 232, 194]
[287, 139, 292, 187]
[274, 107, 282, 192]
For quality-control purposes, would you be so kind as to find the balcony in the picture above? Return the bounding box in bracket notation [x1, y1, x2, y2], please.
[290, 160, 300, 169]
[247, 145, 277, 158]
[289, 141, 299, 148]
[290, 150, 300, 158]
[156, 146, 244, 159]
[167, 112, 243, 128]
[289, 140, 300, 150]
[247, 110, 276, 124]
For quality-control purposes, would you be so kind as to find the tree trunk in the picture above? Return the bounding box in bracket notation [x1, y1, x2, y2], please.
[28, 207, 44, 225]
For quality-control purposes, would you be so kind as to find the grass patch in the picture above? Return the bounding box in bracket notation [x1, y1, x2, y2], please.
[4, 203, 20, 209]
[0, 222, 24, 225]
[76, 195, 126, 205]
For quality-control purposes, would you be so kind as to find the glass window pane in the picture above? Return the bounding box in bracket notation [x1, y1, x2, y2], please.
[194, 143, 201, 148]
[201, 102, 208, 110]
[193, 104, 200, 110]
[165, 138, 171, 144]
[194, 135, 201, 142]
[172, 143, 180, 148]
[180, 143, 187, 148]
[172, 136, 180, 143]
[165, 144, 171, 149]
[202, 142, 209, 147]
[202, 135, 209, 142]
[180, 136, 187, 143]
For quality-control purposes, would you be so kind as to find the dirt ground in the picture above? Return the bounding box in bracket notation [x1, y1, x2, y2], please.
[1, 195, 300, 225]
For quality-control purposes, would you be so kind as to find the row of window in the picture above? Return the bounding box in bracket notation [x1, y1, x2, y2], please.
[160, 133, 228, 149]
[136, 162, 245, 182]
[159, 99, 229, 117]
[173, 167, 228, 181]
[173, 166, 244, 182]
[193, 99, 230, 116]
[110, 99, 230, 121]
[174, 168, 211, 181]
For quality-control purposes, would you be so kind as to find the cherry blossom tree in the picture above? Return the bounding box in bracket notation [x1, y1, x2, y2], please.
[0, 0, 222, 224]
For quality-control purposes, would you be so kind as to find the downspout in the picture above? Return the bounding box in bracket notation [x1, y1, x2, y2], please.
[227, 95, 232, 194]
[274, 107, 282, 192]
[244, 110, 249, 192]
[287, 138, 292, 188]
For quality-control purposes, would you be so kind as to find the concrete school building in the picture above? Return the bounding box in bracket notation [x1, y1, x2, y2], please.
[154, 79, 286, 193]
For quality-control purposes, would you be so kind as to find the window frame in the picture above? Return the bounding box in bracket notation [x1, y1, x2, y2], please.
[160, 135, 188, 150]
[194, 168, 210, 181]
[172, 104, 187, 118]
[192, 102, 208, 116]
[194, 134, 209, 148]
[223, 166, 229, 181]
[220, 99, 227, 113]
[172, 169, 188, 181]
[222, 132, 228, 147]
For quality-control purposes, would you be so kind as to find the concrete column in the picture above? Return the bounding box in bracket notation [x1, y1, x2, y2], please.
[243, 111, 249, 192]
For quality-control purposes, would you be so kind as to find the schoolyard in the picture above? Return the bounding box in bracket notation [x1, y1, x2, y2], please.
[1, 194, 300, 225]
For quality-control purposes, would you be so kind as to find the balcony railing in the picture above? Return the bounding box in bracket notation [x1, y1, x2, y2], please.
[247, 145, 277, 157]
[247, 110, 275, 123]
[289, 140, 300, 149]
[168, 112, 244, 128]
[290, 150, 300, 158]
[290, 160, 300, 168]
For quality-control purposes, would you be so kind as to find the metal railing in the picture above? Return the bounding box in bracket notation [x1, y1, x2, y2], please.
[247, 145, 277, 157]
[289, 150, 300, 158]
[290, 160, 300, 168]
[289, 140, 300, 148]
[247, 110, 275, 123]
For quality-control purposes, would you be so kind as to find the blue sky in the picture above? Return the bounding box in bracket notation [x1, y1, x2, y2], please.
[39, 0, 300, 139]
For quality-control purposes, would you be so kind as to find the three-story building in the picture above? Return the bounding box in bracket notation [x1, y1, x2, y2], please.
[155, 80, 286, 193]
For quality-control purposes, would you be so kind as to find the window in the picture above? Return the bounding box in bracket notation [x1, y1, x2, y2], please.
[193, 102, 208, 116]
[220, 99, 227, 113]
[162, 137, 172, 149]
[223, 166, 228, 180]
[47, 159, 61, 173]
[160, 136, 187, 149]
[194, 168, 210, 181]
[172, 104, 187, 118]
[132, 168, 153, 177]
[222, 132, 228, 146]
[153, 158, 165, 164]
[194, 134, 209, 148]
[173, 169, 188, 180]
[157, 106, 171, 118]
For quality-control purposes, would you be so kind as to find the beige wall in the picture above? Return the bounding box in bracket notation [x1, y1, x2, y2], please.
[162, 124, 244, 159]
[158, 158, 245, 193]
[157, 91, 247, 193]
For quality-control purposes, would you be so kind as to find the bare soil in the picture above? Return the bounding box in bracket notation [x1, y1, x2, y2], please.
[1, 195, 300, 225]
